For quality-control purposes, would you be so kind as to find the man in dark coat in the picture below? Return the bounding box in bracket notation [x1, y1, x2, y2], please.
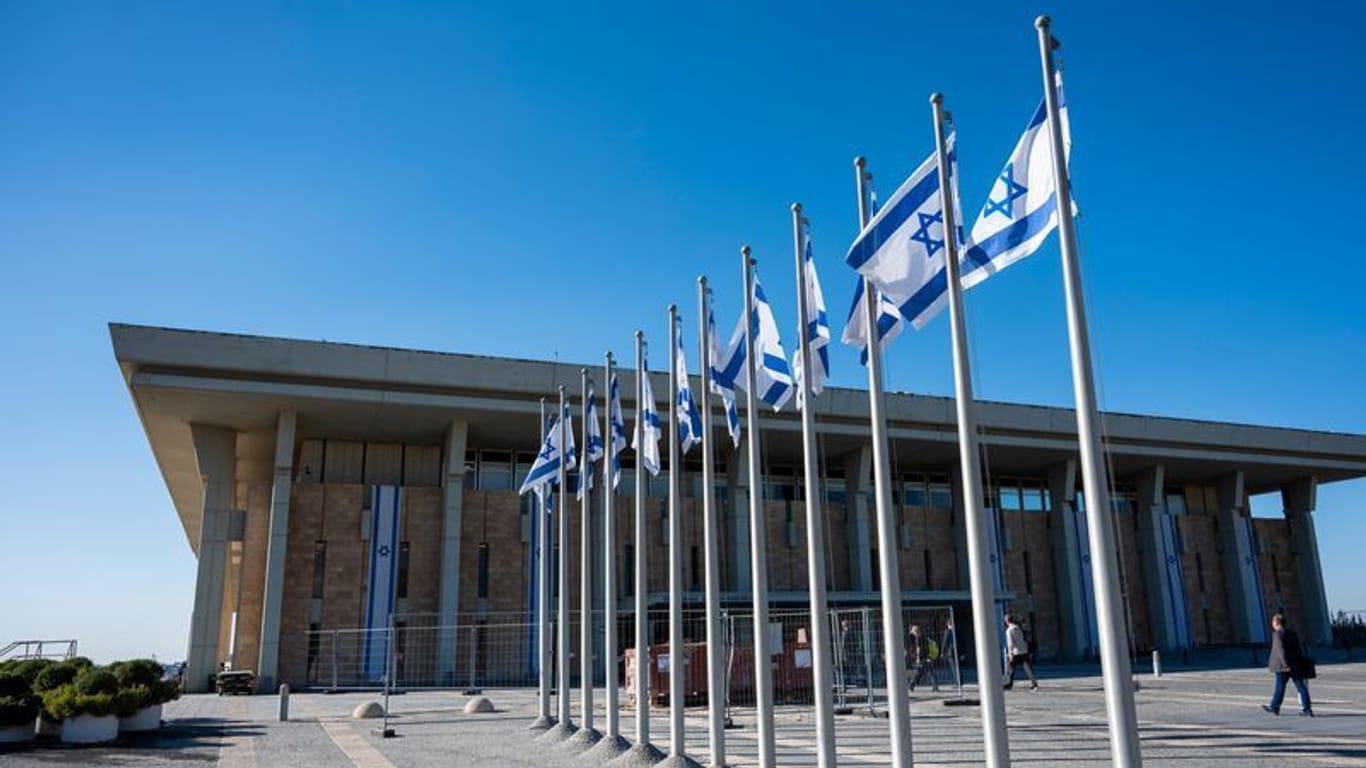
[1263, 613, 1313, 716]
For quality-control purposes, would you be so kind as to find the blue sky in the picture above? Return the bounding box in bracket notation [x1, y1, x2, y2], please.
[2, 1, 1363, 662]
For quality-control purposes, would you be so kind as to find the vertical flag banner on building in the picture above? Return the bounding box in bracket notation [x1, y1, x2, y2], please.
[1236, 517, 1269, 643]
[792, 219, 831, 403]
[738, 275, 795, 411]
[708, 309, 742, 448]
[674, 328, 703, 454]
[579, 383, 605, 499]
[844, 134, 960, 330]
[635, 358, 662, 476]
[362, 484, 403, 681]
[608, 373, 628, 487]
[1159, 511, 1192, 647]
[960, 77, 1072, 291]
[519, 410, 577, 495]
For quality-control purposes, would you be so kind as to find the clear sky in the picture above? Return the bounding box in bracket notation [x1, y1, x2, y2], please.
[2, 1, 1363, 662]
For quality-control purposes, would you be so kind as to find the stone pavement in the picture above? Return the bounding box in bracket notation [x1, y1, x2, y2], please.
[1, 662, 1362, 766]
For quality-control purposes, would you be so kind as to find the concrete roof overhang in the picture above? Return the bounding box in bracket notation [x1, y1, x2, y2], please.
[110, 324, 1366, 554]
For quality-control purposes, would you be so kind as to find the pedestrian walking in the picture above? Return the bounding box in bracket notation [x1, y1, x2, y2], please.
[1262, 613, 1314, 717]
[1002, 614, 1038, 691]
[906, 625, 939, 692]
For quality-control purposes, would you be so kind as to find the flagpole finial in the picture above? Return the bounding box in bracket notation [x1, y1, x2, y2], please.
[791, 202, 802, 214]
[635, 329, 643, 340]
[930, 92, 943, 105]
[698, 274, 707, 287]
[741, 244, 753, 266]
[854, 156, 866, 170]
[606, 350, 613, 364]
[1035, 14, 1051, 29]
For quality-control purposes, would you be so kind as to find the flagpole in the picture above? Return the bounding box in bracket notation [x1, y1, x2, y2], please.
[1035, 16, 1142, 767]
[791, 204, 836, 768]
[603, 352, 622, 744]
[580, 369, 599, 741]
[694, 277, 727, 767]
[853, 158, 913, 766]
[633, 330, 653, 750]
[930, 93, 1011, 768]
[533, 397, 554, 728]
[741, 246, 777, 768]
[557, 386, 575, 730]
[667, 304, 688, 760]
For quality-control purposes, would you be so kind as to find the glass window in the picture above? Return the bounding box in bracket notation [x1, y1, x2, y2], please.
[928, 481, 952, 509]
[902, 475, 927, 507]
[1022, 487, 1046, 512]
[998, 484, 1023, 511]
[479, 450, 513, 491]
[1165, 492, 1187, 517]
[824, 478, 847, 505]
[463, 451, 477, 492]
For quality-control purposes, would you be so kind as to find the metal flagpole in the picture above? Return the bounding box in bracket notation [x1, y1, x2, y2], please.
[534, 397, 554, 728]
[667, 304, 687, 760]
[580, 369, 599, 739]
[930, 93, 1011, 768]
[741, 246, 776, 768]
[853, 158, 912, 766]
[1034, 15, 1142, 767]
[604, 352, 622, 744]
[557, 386, 575, 729]
[697, 277, 727, 768]
[790, 204, 836, 768]
[633, 331, 653, 749]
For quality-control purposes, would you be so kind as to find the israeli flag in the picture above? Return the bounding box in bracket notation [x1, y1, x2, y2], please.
[633, 357, 662, 476]
[840, 277, 905, 365]
[608, 373, 628, 488]
[961, 82, 1072, 291]
[845, 134, 960, 329]
[792, 219, 831, 405]
[740, 275, 795, 411]
[519, 405, 577, 495]
[674, 327, 703, 454]
[578, 383, 605, 500]
[708, 309, 742, 448]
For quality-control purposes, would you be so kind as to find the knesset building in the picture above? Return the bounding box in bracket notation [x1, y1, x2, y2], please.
[111, 323, 1366, 693]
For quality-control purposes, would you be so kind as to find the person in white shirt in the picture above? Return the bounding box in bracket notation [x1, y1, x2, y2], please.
[1002, 614, 1038, 691]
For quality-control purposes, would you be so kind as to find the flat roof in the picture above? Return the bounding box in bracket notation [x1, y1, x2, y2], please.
[110, 323, 1366, 552]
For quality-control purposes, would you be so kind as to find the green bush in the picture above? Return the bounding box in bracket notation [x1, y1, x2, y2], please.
[74, 668, 119, 697]
[0, 672, 40, 726]
[33, 662, 80, 692]
[10, 658, 56, 685]
[40, 683, 134, 721]
[111, 659, 162, 689]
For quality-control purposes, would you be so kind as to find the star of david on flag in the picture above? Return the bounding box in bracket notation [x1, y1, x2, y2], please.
[959, 76, 1073, 292]
[708, 308, 742, 448]
[633, 356, 662, 477]
[607, 373, 628, 488]
[792, 218, 831, 408]
[577, 382, 605, 500]
[519, 404, 577, 495]
[845, 133, 961, 331]
[673, 324, 703, 455]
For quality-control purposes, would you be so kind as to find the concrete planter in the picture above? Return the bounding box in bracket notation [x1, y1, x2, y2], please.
[119, 704, 162, 733]
[60, 714, 119, 744]
[36, 714, 60, 737]
[0, 720, 36, 744]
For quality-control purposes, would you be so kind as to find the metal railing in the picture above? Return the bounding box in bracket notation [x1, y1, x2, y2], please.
[0, 639, 79, 661]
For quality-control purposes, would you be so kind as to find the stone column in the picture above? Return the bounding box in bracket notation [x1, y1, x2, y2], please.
[842, 446, 873, 592]
[185, 424, 237, 693]
[437, 420, 469, 685]
[1047, 460, 1089, 659]
[726, 440, 752, 593]
[1214, 471, 1261, 644]
[1283, 477, 1330, 645]
[1133, 465, 1179, 649]
[256, 411, 296, 691]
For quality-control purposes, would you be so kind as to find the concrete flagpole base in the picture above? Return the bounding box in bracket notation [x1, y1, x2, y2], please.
[527, 715, 557, 731]
[539, 721, 579, 742]
[608, 741, 667, 767]
[560, 726, 603, 753]
[581, 733, 633, 763]
[654, 754, 703, 768]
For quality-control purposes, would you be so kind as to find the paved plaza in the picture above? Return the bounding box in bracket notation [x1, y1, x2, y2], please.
[2, 661, 1363, 767]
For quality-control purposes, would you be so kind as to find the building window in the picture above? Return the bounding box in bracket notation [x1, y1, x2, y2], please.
[998, 484, 1023, 511]
[1022, 486, 1047, 512]
[463, 451, 476, 492]
[478, 450, 513, 491]
[397, 542, 410, 599]
[927, 480, 951, 509]
[311, 541, 327, 599]
[902, 475, 927, 507]
[477, 542, 490, 599]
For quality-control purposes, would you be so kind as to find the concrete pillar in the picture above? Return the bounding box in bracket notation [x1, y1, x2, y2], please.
[437, 420, 469, 685]
[1047, 460, 1090, 659]
[1283, 477, 1331, 645]
[726, 440, 752, 593]
[256, 411, 296, 691]
[1134, 465, 1179, 649]
[185, 424, 237, 693]
[842, 446, 873, 592]
[1214, 471, 1260, 644]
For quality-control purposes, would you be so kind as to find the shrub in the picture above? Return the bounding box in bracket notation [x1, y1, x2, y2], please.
[111, 659, 162, 689]
[33, 662, 80, 692]
[0, 672, 40, 726]
[11, 658, 56, 685]
[40, 684, 127, 721]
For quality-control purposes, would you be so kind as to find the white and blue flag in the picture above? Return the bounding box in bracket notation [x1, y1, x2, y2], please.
[961, 82, 1072, 291]
[708, 308, 742, 448]
[845, 134, 961, 330]
[840, 276, 905, 365]
[633, 358, 662, 476]
[578, 383, 605, 500]
[792, 219, 831, 404]
[519, 405, 577, 495]
[674, 326, 703, 454]
[608, 373, 628, 488]
[738, 275, 795, 411]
